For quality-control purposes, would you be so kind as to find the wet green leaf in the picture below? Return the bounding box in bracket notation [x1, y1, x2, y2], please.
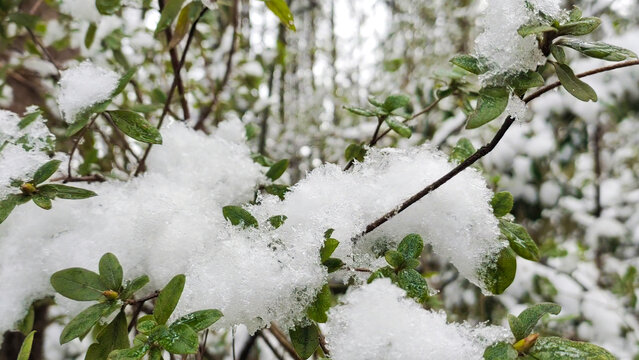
[552, 62, 597, 102]
[557, 17, 601, 36]
[154, 274, 186, 325]
[33, 160, 61, 185]
[499, 219, 540, 261]
[385, 118, 412, 138]
[510, 303, 561, 341]
[50, 268, 106, 301]
[557, 38, 637, 62]
[155, 0, 186, 34]
[450, 54, 485, 75]
[466, 87, 509, 129]
[60, 302, 114, 344]
[266, 159, 289, 181]
[289, 323, 318, 359]
[397, 234, 423, 259]
[307, 284, 331, 323]
[108, 110, 162, 144]
[172, 309, 223, 332]
[264, 0, 296, 31]
[99, 253, 123, 290]
[222, 205, 258, 228]
[491, 192, 514, 217]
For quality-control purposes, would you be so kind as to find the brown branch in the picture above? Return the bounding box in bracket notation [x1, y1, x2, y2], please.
[25, 27, 62, 79]
[256, 331, 284, 360]
[159, 0, 190, 120]
[194, 0, 239, 131]
[268, 324, 301, 360]
[50, 174, 105, 183]
[134, 8, 208, 176]
[357, 59, 639, 238]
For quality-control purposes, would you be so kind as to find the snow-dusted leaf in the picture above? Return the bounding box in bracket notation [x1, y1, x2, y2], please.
[483, 342, 517, 360]
[466, 87, 509, 129]
[450, 54, 485, 74]
[557, 17, 601, 36]
[510, 303, 561, 341]
[172, 309, 223, 332]
[526, 337, 615, 359]
[385, 118, 412, 138]
[32, 160, 61, 185]
[60, 302, 115, 344]
[557, 38, 638, 62]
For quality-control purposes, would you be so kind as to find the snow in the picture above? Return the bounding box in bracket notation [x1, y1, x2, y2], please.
[59, 0, 102, 23]
[56, 61, 120, 124]
[0, 109, 58, 200]
[251, 145, 506, 293]
[0, 121, 506, 334]
[324, 279, 511, 360]
[475, 0, 562, 84]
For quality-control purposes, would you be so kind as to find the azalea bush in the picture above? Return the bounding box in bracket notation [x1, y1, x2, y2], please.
[1, 0, 639, 359]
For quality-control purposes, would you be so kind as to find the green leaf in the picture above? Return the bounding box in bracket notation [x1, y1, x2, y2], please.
[404, 258, 421, 269]
[344, 143, 367, 163]
[499, 219, 540, 261]
[85, 22, 97, 48]
[526, 337, 615, 360]
[17, 331, 36, 360]
[517, 24, 557, 38]
[367, 266, 396, 284]
[397, 233, 423, 259]
[60, 302, 113, 344]
[96, 0, 121, 15]
[18, 110, 42, 129]
[154, 274, 186, 325]
[450, 138, 476, 163]
[383, 58, 403, 72]
[66, 100, 111, 137]
[569, 6, 582, 21]
[148, 347, 162, 360]
[322, 258, 344, 273]
[33, 160, 61, 185]
[99, 253, 123, 290]
[307, 284, 331, 323]
[289, 323, 319, 359]
[172, 309, 223, 332]
[264, 0, 296, 31]
[222, 205, 258, 228]
[268, 215, 287, 229]
[511, 303, 561, 341]
[107, 344, 150, 360]
[507, 71, 545, 90]
[264, 184, 289, 200]
[398, 268, 429, 302]
[381, 94, 410, 112]
[466, 87, 509, 129]
[168, 1, 203, 49]
[266, 159, 289, 181]
[120, 275, 150, 300]
[552, 62, 597, 102]
[0, 196, 20, 224]
[86, 311, 130, 360]
[32, 194, 52, 210]
[557, 38, 638, 62]
[108, 110, 162, 144]
[50, 268, 106, 301]
[156, 323, 199, 354]
[385, 250, 405, 268]
[480, 247, 517, 295]
[112, 67, 137, 97]
[155, 0, 186, 34]
[491, 192, 514, 217]
[136, 315, 157, 334]
[557, 17, 601, 36]
[483, 342, 518, 360]
[344, 106, 376, 117]
[8, 13, 38, 28]
[38, 184, 97, 200]
[320, 238, 339, 263]
[17, 305, 35, 335]
[385, 118, 412, 138]
[450, 55, 485, 75]
[550, 44, 566, 63]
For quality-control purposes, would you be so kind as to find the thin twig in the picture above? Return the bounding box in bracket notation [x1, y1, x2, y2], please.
[356, 59, 639, 239]
[134, 8, 208, 176]
[257, 332, 284, 360]
[269, 324, 301, 360]
[66, 114, 99, 182]
[317, 328, 329, 356]
[194, 0, 239, 131]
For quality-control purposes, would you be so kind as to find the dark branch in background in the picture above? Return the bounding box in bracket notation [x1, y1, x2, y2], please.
[134, 8, 208, 176]
[356, 59, 639, 239]
[159, 0, 190, 120]
[256, 331, 284, 360]
[593, 121, 603, 217]
[194, 0, 239, 131]
[343, 97, 443, 171]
